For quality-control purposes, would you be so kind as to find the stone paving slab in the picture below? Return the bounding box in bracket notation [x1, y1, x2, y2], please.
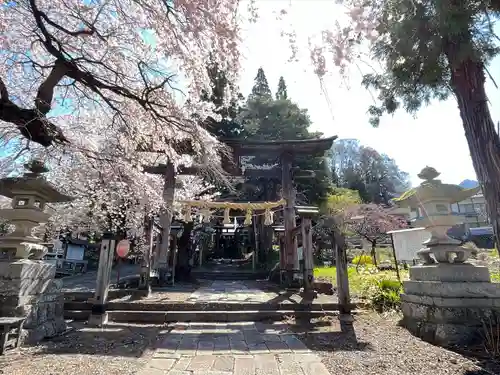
[138, 321, 331, 375]
[186, 280, 340, 305]
[187, 281, 274, 303]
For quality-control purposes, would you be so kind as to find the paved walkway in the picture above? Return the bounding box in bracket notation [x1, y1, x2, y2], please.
[186, 280, 273, 303]
[138, 281, 332, 375]
[140, 322, 331, 375]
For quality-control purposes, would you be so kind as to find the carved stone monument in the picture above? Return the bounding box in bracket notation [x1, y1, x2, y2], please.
[0, 160, 72, 343]
[395, 166, 500, 344]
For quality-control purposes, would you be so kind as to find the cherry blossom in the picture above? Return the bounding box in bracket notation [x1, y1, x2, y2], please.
[0, 0, 242, 167]
[0, 0, 241, 238]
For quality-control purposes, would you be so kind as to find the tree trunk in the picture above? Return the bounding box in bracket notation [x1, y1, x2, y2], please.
[370, 240, 377, 267]
[444, 39, 500, 256]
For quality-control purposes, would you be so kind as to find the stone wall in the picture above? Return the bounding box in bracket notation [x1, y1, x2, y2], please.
[0, 260, 66, 344]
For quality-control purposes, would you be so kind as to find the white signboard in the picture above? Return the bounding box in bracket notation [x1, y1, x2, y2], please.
[387, 228, 431, 263]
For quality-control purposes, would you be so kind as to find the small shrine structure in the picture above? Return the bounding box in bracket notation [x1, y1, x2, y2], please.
[394, 166, 500, 345]
[0, 160, 71, 344]
[223, 137, 336, 285]
[141, 136, 337, 287]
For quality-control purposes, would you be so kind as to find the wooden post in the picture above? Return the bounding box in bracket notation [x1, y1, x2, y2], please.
[171, 235, 178, 286]
[89, 232, 115, 326]
[215, 228, 221, 258]
[281, 152, 297, 286]
[389, 233, 401, 282]
[116, 257, 121, 286]
[301, 217, 314, 292]
[138, 218, 153, 295]
[252, 217, 259, 271]
[335, 242, 351, 314]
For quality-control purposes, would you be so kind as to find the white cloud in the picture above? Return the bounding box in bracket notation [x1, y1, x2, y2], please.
[238, 0, 489, 187]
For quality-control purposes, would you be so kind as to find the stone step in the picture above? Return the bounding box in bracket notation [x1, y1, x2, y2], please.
[64, 309, 339, 323]
[64, 301, 346, 312]
[63, 289, 130, 302]
[191, 272, 268, 281]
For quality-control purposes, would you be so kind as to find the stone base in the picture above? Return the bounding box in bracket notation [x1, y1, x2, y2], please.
[402, 263, 500, 345]
[402, 313, 482, 345]
[409, 263, 490, 282]
[23, 317, 67, 344]
[401, 294, 500, 345]
[0, 260, 66, 344]
[88, 312, 109, 327]
[404, 280, 500, 298]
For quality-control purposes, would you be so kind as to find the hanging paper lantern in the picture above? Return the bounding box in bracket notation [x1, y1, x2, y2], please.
[201, 208, 211, 223]
[183, 206, 192, 222]
[244, 208, 252, 226]
[264, 208, 274, 226]
[223, 208, 231, 225]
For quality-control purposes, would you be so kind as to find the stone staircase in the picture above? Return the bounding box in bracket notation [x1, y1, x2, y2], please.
[63, 280, 354, 325]
[63, 298, 345, 323]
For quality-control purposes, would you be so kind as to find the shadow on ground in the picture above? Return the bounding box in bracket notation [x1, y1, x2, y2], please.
[395, 317, 500, 375]
[9, 319, 370, 358]
[276, 318, 373, 352]
[24, 322, 159, 357]
[450, 348, 500, 375]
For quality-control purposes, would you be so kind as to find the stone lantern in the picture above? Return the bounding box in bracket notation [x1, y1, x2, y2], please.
[0, 160, 72, 343]
[0, 159, 72, 259]
[394, 166, 480, 264]
[394, 166, 500, 345]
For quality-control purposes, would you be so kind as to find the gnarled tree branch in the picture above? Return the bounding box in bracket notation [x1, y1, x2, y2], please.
[0, 0, 186, 148]
[35, 59, 68, 114]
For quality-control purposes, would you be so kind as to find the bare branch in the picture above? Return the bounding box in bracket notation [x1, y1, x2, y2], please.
[39, 11, 95, 38]
[35, 59, 68, 114]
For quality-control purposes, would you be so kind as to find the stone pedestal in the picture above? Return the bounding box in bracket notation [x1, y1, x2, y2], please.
[0, 260, 66, 344]
[402, 263, 500, 345]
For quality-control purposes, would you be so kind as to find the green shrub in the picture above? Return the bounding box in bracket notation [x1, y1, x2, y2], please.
[352, 254, 373, 266]
[369, 278, 402, 312]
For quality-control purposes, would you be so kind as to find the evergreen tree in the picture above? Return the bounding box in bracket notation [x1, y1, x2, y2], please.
[275, 76, 288, 100]
[239, 96, 333, 205]
[250, 67, 272, 99]
[200, 55, 245, 138]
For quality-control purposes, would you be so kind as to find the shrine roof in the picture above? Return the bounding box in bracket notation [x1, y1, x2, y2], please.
[221, 136, 337, 156]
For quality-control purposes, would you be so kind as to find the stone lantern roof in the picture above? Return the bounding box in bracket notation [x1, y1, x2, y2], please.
[0, 160, 72, 203]
[393, 166, 480, 208]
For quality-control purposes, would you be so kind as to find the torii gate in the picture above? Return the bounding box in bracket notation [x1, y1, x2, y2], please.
[222, 137, 337, 285]
[140, 136, 337, 287]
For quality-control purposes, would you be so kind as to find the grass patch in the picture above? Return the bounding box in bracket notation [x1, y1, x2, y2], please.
[314, 265, 409, 297]
[491, 272, 500, 282]
[316, 265, 500, 297]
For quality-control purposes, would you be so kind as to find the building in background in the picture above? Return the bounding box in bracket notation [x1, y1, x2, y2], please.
[451, 193, 489, 228]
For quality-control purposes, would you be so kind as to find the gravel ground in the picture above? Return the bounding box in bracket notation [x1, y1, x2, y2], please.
[296, 312, 500, 375]
[0, 322, 162, 375]
[2, 311, 499, 375]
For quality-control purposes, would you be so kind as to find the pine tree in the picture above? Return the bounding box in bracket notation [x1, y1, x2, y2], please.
[275, 76, 288, 100]
[251, 67, 272, 99]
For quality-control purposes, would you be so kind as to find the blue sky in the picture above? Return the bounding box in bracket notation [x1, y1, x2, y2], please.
[238, 0, 498, 187]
